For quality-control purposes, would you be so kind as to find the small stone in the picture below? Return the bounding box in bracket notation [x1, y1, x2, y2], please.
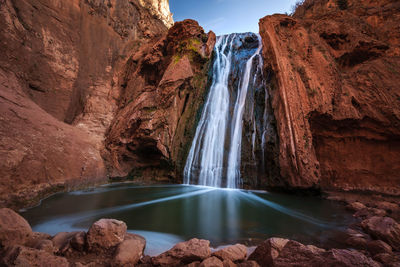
[114, 238, 145, 266]
[212, 244, 247, 262]
[51, 231, 78, 253]
[346, 202, 366, 212]
[200, 257, 223, 267]
[87, 219, 127, 252]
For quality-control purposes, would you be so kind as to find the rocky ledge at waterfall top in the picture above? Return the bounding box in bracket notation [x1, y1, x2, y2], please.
[259, 0, 400, 195]
[1, 201, 400, 267]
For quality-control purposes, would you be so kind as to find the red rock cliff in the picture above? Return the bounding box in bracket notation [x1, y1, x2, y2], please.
[0, 0, 172, 208]
[259, 0, 400, 195]
[105, 20, 216, 181]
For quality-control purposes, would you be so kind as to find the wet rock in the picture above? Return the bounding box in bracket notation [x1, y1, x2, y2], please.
[152, 238, 211, 266]
[0, 208, 32, 247]
[367, 240, 392, 255]
[248, 237, 289, 266]
[2, 245, 69, 267]
[70, 231, 87, 252]
[113, 238, 146, 266]
[346, 202, 367, 212]
[212, 244, 247, 262]
[199, 256, 223, 267]
[361, 216, 400, 250]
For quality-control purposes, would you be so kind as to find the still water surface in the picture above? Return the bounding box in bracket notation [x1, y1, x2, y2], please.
[22, 184, 353, 255]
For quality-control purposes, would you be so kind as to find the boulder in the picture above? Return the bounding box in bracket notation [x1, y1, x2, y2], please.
[152, 238, 211, 266]
[346, 202, 367, 212]
[124, 232, 146, 248]
[2, 245, 69, 267]
[113, 238, 146, 266]
[367, 240, 392, 255]
[0, 208, 32, 247]
[248, 237, 289, 266]
[361, 216, 400, 250]
[212, 244, 247, 262]
[87, 219, 127, 252]
[199, 257, 223, 267]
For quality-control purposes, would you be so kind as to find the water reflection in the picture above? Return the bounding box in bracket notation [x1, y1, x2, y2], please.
[22, 185, 354, 255]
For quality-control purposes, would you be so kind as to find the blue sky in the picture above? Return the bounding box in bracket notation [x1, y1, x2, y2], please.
[169, 0, 298, 35]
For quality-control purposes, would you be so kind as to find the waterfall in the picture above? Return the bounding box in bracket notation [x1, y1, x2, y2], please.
[184, 33, 264, 188]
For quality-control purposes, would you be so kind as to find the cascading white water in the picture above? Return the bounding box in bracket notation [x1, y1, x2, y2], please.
[184, 33, 263, 188]
[226, 36, 262, 188]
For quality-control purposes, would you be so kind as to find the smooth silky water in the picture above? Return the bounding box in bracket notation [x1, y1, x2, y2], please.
[21, 184, 354, 256]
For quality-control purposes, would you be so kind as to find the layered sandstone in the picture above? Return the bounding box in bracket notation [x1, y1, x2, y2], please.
[0, 0, 172, 207]
[259, 0, 400, 194]
[105, 20, 216, 180]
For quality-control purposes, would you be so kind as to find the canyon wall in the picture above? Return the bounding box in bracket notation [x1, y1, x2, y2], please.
[0, 0, 172, 208]
[259, 0, 400, 195]
[105, 20, 216, 182]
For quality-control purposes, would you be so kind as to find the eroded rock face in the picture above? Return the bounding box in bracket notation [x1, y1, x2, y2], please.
[0, 0, 171, 208]
[105, 20, 216, 181]
[259, 0, 400, 194]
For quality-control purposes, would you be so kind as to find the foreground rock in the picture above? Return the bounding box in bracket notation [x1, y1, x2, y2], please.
[87, 219, 127, 252]
[361, 216, 400, 250]
[151, 238, 211, 266]
[249, 239, 380, 267]
[212, 244, 247, 262]
[0, 208, 32, 247]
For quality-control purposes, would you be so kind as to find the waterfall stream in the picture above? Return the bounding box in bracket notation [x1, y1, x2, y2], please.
[184, 33, 265, 188]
